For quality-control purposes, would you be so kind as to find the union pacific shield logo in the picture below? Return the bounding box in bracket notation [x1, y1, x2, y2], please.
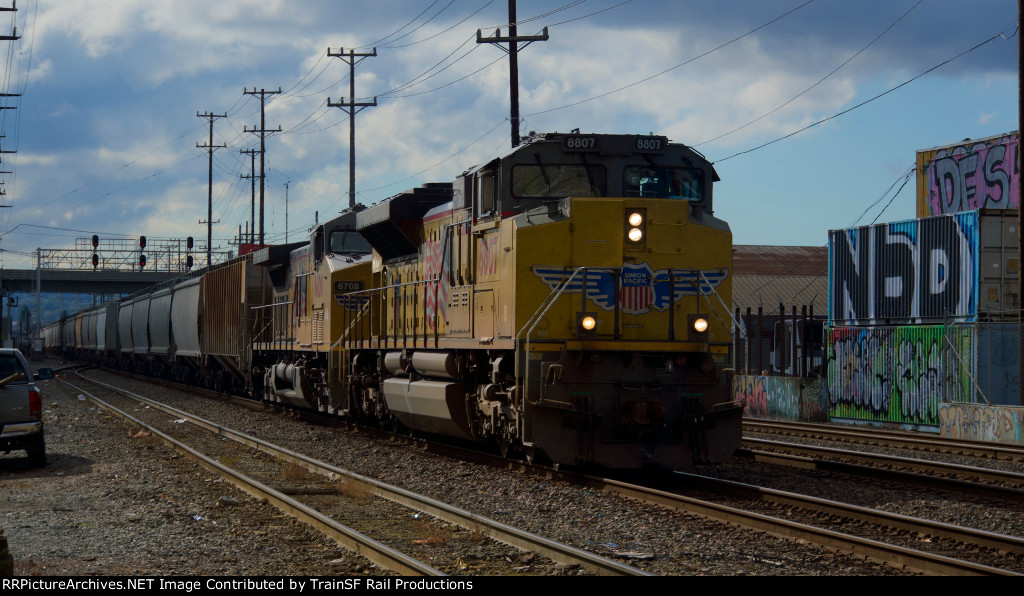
[532, 264, 729, 315]
[619, 263, 656, 315]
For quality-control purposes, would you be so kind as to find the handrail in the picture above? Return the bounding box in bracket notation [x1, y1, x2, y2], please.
[514, 267, 584, 406]
[698, 269, 743, 339]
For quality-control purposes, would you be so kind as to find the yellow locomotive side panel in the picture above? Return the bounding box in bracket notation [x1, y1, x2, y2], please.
[514, 219, 573, 340]
[325, 260, 372, 351]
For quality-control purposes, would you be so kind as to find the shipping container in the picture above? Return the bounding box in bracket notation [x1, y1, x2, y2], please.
[826, 324, 975, 427]
[916, 131, 1019, 217]
[828, 211, 1018, 325]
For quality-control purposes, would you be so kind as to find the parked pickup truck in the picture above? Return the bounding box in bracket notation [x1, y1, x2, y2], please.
[0, 349, 54, 468]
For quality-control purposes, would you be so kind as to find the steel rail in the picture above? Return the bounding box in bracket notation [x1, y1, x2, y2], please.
[576, 474, 1018, 576]
[744, 419, 1024, 462]
[742, 437, 1024, 489]
[675, 472, 1024, 558]
[73, 371, 651, 577]
[59, 376, 445, 577]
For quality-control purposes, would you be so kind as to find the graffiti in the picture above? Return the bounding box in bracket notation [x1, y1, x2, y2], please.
[477, 235, 500, 278]
[423, 239, 447, 331]
[829, 213, 977, 324]
[735, 375, 802, 422]
[826, 326, 973, 426]
[924, 134, 1020, 215]
[939, 403, 1024, 445]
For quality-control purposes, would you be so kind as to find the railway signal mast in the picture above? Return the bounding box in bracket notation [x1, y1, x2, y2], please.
[477, 0, 548, 148]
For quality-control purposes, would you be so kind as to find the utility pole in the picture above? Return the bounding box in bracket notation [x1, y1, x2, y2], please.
[197, 111, 226, 268]
[240, 148, 260, 244]
[244, 88, 282, 245]
[477, 0, 548, 148]
[0, 1, 18, 203]
[327, 47, 377, 208]
[1018, 0, 1023, 404]
[0, 2, 18, 42]
[284, 180, 290, 243]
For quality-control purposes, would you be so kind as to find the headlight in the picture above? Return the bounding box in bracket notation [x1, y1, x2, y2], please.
[625, 209, 646, 245]
[693, 317, 709, 333]
[581, 315, 597, 331]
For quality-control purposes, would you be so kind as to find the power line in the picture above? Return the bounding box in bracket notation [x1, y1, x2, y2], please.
[696, 0, 923, 147]
[713, 28, 1009, 164]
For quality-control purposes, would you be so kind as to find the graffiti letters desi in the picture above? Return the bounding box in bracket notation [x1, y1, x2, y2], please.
[925, 134, 1020, 215]
[829, 213, 977, 324]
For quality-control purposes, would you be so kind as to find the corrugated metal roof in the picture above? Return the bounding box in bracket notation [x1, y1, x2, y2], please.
[732, 275, 827, 313]
[730, 246, 828, 313]
[733, 245, 827, 276]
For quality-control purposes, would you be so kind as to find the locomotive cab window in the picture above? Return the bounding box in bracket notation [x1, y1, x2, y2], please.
[512, 164, 607, 198]
[476, 170, 497, 215]
[329, 230, 371, 255]
[313, 228, 324, 263]
[624, 166, 703, 201]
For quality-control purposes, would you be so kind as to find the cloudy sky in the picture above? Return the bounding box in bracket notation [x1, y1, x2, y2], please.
[0, 0, 1016, 270]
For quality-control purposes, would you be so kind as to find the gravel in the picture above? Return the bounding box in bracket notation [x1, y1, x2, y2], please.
[1, 361, 918, 576]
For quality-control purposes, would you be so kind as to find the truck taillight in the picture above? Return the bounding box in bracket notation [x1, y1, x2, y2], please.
[29, 388, 41, 418]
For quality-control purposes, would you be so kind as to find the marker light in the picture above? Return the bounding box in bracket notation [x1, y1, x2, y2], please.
[693, 317, 709, 333]
[581, 316, 597, 331]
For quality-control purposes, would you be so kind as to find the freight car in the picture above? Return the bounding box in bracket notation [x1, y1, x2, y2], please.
[41, 131, 743, 470]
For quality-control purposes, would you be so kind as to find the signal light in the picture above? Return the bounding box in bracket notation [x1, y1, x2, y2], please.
[140, 235, 147, 249]
[91, 234, 99, 248]
[140, 254, 147, 268]
[186, 236, 194, 250]
[92, 253, 99, 270]
[186, 255, 194, 269]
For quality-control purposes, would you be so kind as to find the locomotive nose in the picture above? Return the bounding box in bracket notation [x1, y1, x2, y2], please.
[619, 398, 666, 438]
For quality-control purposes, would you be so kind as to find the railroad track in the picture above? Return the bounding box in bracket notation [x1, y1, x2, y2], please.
[569, 472, 1022, 576]
[61, 370, 650, 577]
[739, 422, 1024, 500]
[744, 419, 1024, 463]
[73, 367, 1021, 575]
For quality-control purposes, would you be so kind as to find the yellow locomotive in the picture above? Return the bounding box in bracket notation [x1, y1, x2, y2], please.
[255, 132, 742, 469]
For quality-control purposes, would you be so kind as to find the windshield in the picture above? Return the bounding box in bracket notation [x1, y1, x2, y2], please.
[512, 164, 607, 198]
[329, 230, 371, 255]
[624, 166, 703, 200]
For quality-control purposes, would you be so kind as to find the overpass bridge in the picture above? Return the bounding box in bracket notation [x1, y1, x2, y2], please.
[0, 268, 180, 294]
